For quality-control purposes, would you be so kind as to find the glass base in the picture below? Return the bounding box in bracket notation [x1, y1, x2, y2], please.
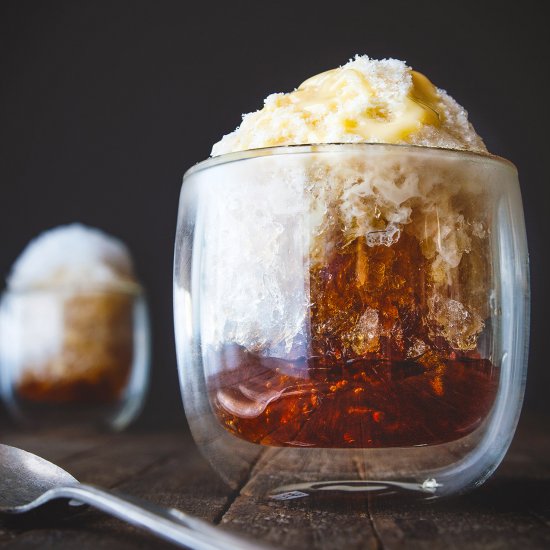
[3, 392, 145, 431]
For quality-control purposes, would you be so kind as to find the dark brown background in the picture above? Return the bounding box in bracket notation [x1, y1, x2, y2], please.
[0, 0, 548, 427]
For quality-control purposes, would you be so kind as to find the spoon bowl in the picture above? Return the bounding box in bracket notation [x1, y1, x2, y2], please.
[0, 444, 79, 511]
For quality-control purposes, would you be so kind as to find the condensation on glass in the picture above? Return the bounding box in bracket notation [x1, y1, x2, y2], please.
[174, 144, 529, 499]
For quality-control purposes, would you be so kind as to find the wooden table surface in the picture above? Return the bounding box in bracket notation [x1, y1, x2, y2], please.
[1, 413, 549, 550]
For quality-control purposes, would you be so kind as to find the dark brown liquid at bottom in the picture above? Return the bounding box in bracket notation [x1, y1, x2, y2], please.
[16, 370, 130, 404]
[208, 344, 498, 448]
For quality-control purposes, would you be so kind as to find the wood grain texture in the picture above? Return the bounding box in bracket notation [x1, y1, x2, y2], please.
[0, 414, 549, 549]
[224, 446, 380, 549]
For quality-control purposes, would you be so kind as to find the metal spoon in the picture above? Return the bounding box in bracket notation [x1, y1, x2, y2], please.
[0, 443, 264, 550]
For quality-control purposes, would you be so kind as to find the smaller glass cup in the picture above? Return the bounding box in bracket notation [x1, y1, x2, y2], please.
[0, 284, 150, 430]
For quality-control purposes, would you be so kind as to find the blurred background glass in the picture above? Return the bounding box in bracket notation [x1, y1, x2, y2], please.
[0, 286, 150, 430]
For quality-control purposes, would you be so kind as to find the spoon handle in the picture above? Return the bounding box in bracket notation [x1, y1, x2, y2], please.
[45, 484, 263, 550]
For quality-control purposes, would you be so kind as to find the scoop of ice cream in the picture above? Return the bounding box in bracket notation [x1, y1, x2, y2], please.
[212, 55, 486, 156]
[6, 224, 136, 291]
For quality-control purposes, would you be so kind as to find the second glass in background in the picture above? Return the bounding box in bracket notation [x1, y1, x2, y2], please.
[0, 285, 150, 430]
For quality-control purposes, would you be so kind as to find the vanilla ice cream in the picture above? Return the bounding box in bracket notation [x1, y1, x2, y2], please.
[212, 55, 486, 156]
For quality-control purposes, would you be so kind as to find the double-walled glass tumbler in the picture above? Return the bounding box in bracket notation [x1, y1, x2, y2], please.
[0, 285, 150, 430]
[174, 144, 529, 499]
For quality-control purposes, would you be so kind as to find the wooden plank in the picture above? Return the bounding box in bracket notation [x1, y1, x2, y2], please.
[369, 486, 550, 550]
[222, 494, 379, 550]
[0, 525, 175, 550]
[1, 427, 112, 465]
[496, 414, 550, 531]
[368, 414, 550, 549]
[0, 427, 115, 546]
[0, 430, 243, 549]
[1, 413, 549, 550]
[222, 447, 381, 549]
[221, 413, 550, 549]
[56, 431, 186, 487]
[220, 422, 459, 549]
[0, 444, 230, 550]
[112, 446, 235, 522]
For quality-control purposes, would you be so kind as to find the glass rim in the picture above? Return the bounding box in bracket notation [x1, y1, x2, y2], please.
[1, 281, 144, 297]
[184, 143, 517, 179]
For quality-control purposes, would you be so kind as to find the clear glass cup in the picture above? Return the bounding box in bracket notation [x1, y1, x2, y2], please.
[0, 284, 150, 430]
[174, 144, 529, 500]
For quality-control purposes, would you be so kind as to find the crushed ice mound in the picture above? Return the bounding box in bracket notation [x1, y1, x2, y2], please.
[212, 55, 487, 156]
[7, 224, 136, 291]
[196, 157, 311, 356]
[190, 149, 492, 355]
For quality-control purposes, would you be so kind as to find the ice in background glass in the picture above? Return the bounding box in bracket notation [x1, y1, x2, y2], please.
[174, 57, 529, 498]
[0, 225, 150, 430]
